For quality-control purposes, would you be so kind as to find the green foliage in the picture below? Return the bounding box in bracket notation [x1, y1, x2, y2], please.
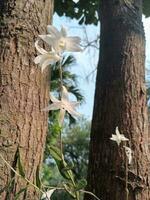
[143, 0, 150, 17]
[75, 179, 87, 191]
[54, 0, 150, 25]
[42, 118, 90, 200]
[54, 0, 99, 25]
[63, 119, 90, 179]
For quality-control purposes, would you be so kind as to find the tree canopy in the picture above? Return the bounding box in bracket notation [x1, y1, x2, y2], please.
[54, 0, 150, 25]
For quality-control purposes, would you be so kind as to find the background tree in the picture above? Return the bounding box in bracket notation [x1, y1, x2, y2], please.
[84, 1, 150, 200]
[0, 0, 53, 199]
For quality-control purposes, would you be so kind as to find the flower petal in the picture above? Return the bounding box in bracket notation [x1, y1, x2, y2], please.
[58, 109, 66, 125]
[67, 107, 81, 119]
[47, 25, 61, 38]
[41, 59, 53, 71]
[39, 35, 55, 46]
[50, 94, 60, 103]
[124, 146, 132, 164]
[35, 40, 47, 54]
[65, 37, 82, 52]
[39, 53, 61, 71]
[70, 101, 80, 108]
[67, 36, 81, 43]
[42, 102, 62, 111]
[41, 189, 56, 200]
[115, 127, 120, 136]
[34, 55, 44, 64]
[120, 135, 129, 141]
[61, 26, 67, 37]
[34, 54, 54, 66]
[61, 86, 69, 101]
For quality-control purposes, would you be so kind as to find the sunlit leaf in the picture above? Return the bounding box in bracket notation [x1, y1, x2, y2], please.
[36, 165, 41, 189]
[49, 145, 62, 161]
[63, 183, 76, 198]
[75, 179, 87, 191]
[17, 149, 25, 178]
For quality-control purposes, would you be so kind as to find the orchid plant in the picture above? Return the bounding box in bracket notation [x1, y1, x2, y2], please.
[34, 25, 100, 200]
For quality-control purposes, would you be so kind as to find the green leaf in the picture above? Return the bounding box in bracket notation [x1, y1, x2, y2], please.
[49, 122, 62, 145]
[17, 149, 25, 178]
[61, 163, 74, 172]
[49, 145, 73, 180]
[143, 0, 150, 17]
[75, 179, 87, 191]
[49, 145, 62, 161]
[63, 183, 76, 199]
[14, 187, 27, 200]
[36, 165, 41, 189]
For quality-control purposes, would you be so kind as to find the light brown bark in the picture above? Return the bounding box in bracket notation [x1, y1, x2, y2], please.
[85, 0, 150, 200]
[0, 0, 53, 199]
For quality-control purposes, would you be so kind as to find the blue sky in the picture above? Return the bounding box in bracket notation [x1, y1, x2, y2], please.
[53, 13, 150, 119]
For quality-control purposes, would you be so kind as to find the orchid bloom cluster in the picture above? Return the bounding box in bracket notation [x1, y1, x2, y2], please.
[110, 127, 132, 164]
[34, 25, 82, 124]
[34, 25, 82, 72]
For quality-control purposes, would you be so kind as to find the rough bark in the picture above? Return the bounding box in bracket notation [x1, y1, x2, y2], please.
[0, 0, 53, 199]
[85, 0, 150, 200]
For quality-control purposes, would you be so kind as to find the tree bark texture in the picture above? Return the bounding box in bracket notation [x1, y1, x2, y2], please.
[0, 0, 53, 199]
[85, 0, 150, 200]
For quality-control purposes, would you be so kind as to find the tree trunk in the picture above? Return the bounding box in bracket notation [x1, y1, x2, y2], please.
[0, 0, 53, 199]
[85, 0, 150, 200]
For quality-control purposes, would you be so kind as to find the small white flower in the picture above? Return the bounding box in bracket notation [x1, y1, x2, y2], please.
[41, 189, 56, 200]
[39, 25, 82, 53]
[124, 146, 132, 164]
[42, 86, 81, 124]
[110, 127, 129, 146]
[73, 0, 79, 3]
[34, 40, 61, 71]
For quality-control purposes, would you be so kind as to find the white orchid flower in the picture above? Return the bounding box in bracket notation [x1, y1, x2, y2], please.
[124, 146, 132, 164]
[34, 40, 61, 71]
[110, 127, 129, 146]
[41, 189, 56, 200]
[39, 25, 82, 53]
[42, 86, 81, 124]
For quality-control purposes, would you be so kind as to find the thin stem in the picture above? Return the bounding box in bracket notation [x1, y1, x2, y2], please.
[125, 150, 129, 200]
[59, 61, 63, 90]
[58, 61, 63, 155]
[80, 190, 101, 200]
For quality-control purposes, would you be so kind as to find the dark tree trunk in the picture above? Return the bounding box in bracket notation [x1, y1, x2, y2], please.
[0, 0, 53, 199]
[85, 0, 150, 200]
